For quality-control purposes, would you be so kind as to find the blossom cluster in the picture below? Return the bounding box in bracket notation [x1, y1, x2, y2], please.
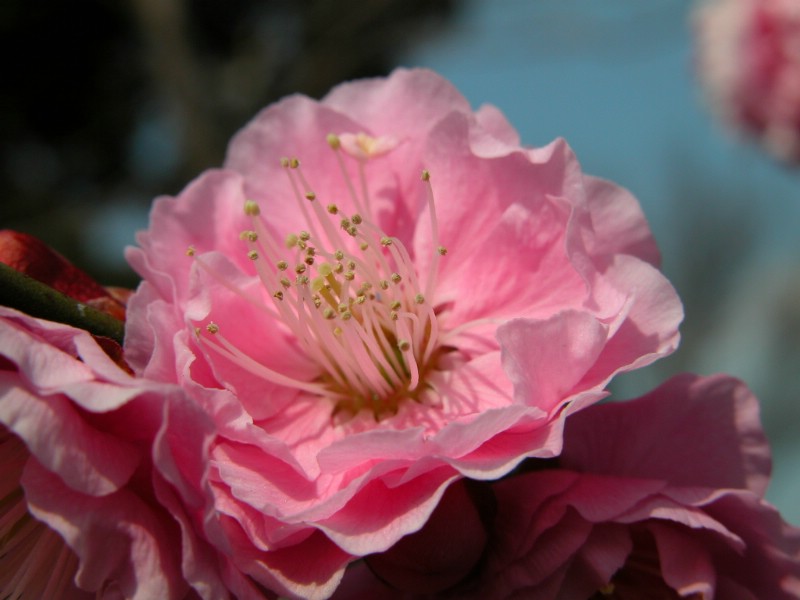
[694, 0, 800, 163]
[1, 69, 798, 599]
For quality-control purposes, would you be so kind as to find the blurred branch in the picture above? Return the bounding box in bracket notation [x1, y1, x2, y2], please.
[0, 262, 125, 344]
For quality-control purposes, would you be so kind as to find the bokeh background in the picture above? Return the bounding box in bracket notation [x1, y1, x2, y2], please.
[2, 1, 798, 523]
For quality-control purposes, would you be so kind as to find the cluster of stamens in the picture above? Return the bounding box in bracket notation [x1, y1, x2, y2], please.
[190, 133, 447, 418]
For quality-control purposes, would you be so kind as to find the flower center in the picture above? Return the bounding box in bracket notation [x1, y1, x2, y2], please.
[191, 133, 448, 419]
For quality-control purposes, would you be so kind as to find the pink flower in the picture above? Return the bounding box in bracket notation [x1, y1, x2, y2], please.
[126, 68, 682, 598]
[694, 0, 800, 163]
[482, 374, 800, 598]
[334, 374, 800, 599]
[0, 306, 196, 599]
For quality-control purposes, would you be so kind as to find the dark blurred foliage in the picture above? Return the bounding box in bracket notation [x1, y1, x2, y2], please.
[0, 0, 462, 286]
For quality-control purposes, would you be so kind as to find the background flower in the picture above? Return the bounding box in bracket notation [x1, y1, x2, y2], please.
[694, 0, 800, 163]
[126, 68, 682, 597]
[482, 374, 800, 599]
[0, 306, 197, 599]
[334, 373, 800, 598]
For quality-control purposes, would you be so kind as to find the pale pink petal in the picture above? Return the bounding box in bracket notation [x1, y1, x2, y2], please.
[0, 376, 139, 496]
[561, 373, 772, 494]
[322, 68, 472, 138]
[471, 103, 522, 155]
[497, 311, 609, 415]
[582, 175, 661, 267]
[23, 459, 187, 600]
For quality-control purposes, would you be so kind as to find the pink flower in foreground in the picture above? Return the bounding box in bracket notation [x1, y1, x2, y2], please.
[126, 68, 682, 598]
[335, 374, 800, 599]
[694, 0, 800, 163]
[0, 307, 194, 598]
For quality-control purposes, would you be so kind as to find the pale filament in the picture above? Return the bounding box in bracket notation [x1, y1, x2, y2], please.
[192, 133, 447, 417]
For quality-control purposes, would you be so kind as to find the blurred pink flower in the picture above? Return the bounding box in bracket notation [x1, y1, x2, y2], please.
[0, 307, 197, 599]
[334, 374, 800, 599]
[126, 68, 682, 598]
[695, 0, 800, 163]
[485, 374, 800, 599]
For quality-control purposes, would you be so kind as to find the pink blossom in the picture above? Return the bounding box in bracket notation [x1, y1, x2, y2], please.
[333, 374, 800, 598]
[126, 68, 682, 598]
[481, 374, 800, 598]
[0, 307, 198, 599]
[694, 0, 800, 163]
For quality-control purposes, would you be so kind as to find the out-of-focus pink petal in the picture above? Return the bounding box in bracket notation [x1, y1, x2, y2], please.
[561, 373, 772, 494]
[23, 459, 187, 600]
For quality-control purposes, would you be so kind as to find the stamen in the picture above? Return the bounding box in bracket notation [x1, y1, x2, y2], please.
[422, 170, 443, 299]
[200, 324, 328, 395]
[189, 134, 448, 418]
[328, 133, 366, 215]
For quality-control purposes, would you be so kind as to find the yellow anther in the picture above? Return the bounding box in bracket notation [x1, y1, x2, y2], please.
[344, 271, 355, 281]
[244, 200, 260, 216]
[390, 311, 399, 321]
[289, 158, 300, 169]
[327, 204, 339, 214]
[381, 236, 393, 246]
[390, 301, 402, 310]
[341, 311, 352, 321]
[247, 250, 259, 260]
[280, 277, 291, 289]
[326, 133, 341, 149]
[313, 295, 322, 308]
[346, 260, 356, 270]
[311, 276, 326, 293]
[295, 264, 306, 274]
[305, 191, 316, 201]
[333, 262, 344, 274]
[360, 242, 369, 251]
[415, 294, 425, 304]
[285, 233, 298, 248]
[323, 307, 336, 320]
[206, 322, 219, 334]
[277, 260, 288, 271]
[379, 280, 389, 290]
[356, 295, 366, 305]
[437, 246, 447, 256]
[296, 275, 309, 286]
[239, 230, 258, 242]
[598, 583, 615, 596]
[421, 169, 431, 181]
[391, 273, 402, 283]
[280, 157, 290, 167]
[351, 214, 363, 225]
[186, 246, 196, 257]
[333, 327, 343, 336]
[340, 218, 351, 229]
[338, 304, 349, 313]
[299, 231, 311, 241]
[347, 226, 357, 236]
[273, 291, 284, 301]
[398, 339, 411, 351]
